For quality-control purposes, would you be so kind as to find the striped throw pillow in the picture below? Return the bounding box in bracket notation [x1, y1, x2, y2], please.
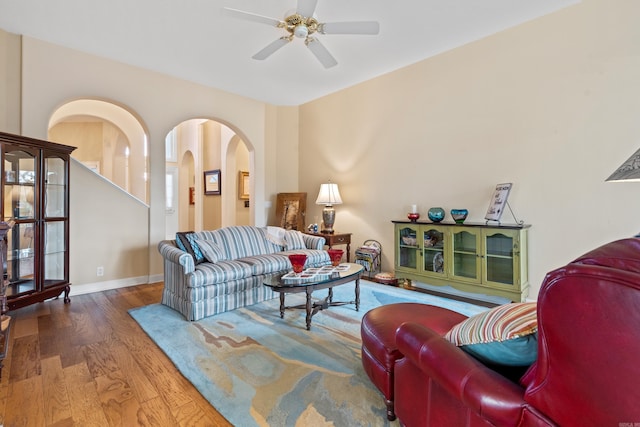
[285, 230, 307, 250]
[196, 239, 227, 263]
[445, 302, 537, 346]
[444, 302, 538, 366]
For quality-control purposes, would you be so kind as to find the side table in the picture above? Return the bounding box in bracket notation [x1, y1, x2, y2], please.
[305, 231, 352, 262]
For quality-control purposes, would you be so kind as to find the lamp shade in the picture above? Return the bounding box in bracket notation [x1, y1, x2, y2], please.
[315, 183, 343, 206]
[606, 148, 640, 182]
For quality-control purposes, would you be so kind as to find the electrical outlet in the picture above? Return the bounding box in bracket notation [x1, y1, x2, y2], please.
[97, 266, 104, 277]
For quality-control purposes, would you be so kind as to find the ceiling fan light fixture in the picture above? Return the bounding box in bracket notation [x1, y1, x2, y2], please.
[294, 24, 308, 38]
[223, 1, 380, 68]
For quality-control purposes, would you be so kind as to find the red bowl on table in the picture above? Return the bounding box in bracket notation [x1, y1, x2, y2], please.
[288, 254, 308, 274]
[327, 249, 344, 266]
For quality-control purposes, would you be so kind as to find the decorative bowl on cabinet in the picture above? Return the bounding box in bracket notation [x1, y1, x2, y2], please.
[427, 207, 445, 223]
[450, 209, 469, 224]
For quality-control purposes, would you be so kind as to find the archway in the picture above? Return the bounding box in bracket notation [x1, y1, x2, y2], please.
[164, 119, 252, 236]
[48, 99, 149, 204]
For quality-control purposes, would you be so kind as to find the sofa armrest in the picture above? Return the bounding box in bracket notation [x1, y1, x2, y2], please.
[396, 322, 527, 426]
[303, 233, 326, 250]
[158, 239, 195, 274]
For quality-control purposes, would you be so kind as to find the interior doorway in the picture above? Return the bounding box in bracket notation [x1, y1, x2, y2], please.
[164, 119, 252, 235]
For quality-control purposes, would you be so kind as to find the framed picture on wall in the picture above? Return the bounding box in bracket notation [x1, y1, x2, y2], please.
[275, 192, 307, 231]
[485, 183, 512, 222]
[239, 171, 249, 200]
[204, 169, 221, 195]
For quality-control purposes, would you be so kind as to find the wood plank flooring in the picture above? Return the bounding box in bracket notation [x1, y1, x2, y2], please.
[0, 283, 232, 427]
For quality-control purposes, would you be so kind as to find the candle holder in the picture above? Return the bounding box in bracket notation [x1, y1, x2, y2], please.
[407, 212, 420, 222]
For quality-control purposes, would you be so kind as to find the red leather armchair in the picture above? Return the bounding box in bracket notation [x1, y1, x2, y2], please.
[393, 238, 640, 426]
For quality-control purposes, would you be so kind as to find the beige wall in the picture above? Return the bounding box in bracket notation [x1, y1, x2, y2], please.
[9, 36, 275, 294]
[1, 0, 638, 301]
[70, 162, 149, 286]
[299, 0, 640, 299]
[0, 30, 21, 134]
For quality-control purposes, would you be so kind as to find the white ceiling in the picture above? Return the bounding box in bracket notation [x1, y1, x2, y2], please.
[0, 0, 578, 106]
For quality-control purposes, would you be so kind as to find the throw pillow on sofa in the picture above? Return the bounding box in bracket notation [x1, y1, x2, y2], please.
[285, 230, 307, 250]
[196, 239, 227, 263]
[444, 302, 538, 366]
[176, 232, 206, 265]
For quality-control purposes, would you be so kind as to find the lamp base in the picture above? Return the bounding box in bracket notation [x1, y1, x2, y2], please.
[322, 206, 336, 234]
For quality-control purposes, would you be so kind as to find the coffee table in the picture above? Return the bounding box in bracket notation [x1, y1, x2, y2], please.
[263, 263, 364, 330]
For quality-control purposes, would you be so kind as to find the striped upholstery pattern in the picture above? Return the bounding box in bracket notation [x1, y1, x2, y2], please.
[162, 276, 278, 321]
[281, 249, 331, 267]
[195, 226, 282, 260]
[237, 254, 292, 275]
[189, 260, 254, 286]
[444, 302, 538, 346]
[158, 226, 329, 321]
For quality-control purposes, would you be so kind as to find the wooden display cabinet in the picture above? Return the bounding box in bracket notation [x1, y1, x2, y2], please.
[1, 132, 75, 311]
[394, 220, 530, 302]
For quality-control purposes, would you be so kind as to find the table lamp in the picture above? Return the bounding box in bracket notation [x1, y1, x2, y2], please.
[606, 147, 640, 236]
[315, 182, 342, 234]
[606, 147, 640, 182]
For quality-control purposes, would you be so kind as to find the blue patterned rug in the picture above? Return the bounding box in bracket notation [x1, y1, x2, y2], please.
[129, 281, 486, 426]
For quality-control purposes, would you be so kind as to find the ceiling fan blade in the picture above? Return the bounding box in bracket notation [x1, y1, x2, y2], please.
[222, 7, 283, 27]
[319, 21, 380, 35]
[252, 37, 292, 60]
[305, 38, 338, 69]
[296, 0, 318, 17]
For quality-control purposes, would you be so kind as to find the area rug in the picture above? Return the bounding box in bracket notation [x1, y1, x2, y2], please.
[129, 281, 487, 426]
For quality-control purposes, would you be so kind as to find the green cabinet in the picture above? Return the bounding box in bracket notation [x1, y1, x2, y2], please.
[394, 221, 529, 302]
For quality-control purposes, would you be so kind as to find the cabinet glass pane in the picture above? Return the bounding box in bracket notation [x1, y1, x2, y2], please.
[423, 228, 445, 274]
[486, 233, 514, 285]
[45, 157, 66, 218]
[4, 150, 36, 220]
[5, 223, 35, 296]
[44, 221, 66, 286]
[453, 231, 477, 279]
[398, 227, 417, 269]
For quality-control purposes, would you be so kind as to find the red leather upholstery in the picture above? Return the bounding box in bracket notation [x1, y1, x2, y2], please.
[384, 238, 640, 426]
[360, 302, 467, 420]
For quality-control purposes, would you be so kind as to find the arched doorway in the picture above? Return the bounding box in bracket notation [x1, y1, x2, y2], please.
[164, 119, 252, 237]
[48, 99, 149, 204]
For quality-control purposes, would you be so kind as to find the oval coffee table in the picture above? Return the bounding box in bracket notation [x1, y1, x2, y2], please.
[263, 262, 364, 330]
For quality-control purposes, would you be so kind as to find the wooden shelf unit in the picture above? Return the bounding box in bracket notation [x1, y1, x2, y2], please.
[393, 220, 530, 303]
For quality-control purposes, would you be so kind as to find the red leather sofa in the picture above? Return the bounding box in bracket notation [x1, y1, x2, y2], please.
[364, 238, 640, 426]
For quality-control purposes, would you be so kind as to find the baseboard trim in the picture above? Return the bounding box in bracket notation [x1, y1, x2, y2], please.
[70, 274, 164, 296]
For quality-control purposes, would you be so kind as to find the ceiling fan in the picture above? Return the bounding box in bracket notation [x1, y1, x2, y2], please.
[222, 0, 380, 68]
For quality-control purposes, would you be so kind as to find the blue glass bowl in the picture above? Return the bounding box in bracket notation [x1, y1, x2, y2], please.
[427, 207, 445, 222]
[450, 209, 469, 224]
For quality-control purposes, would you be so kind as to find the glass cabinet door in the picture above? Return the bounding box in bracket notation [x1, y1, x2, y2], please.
[397, 225, 419, 270]
[43, 155, 69, 288]
[422, 227, 445, 276]
[483, 231, 517, 287]
[44, 156, 67, 218]
[3, 148, 38, 297]
[451, 228, 480, 282]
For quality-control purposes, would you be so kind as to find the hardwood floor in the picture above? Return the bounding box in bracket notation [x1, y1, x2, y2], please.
[0, 283, 232, 427]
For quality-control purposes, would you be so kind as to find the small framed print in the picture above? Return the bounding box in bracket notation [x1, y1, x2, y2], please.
[485, 183, 512, 222]
[204, 169, 221, 195]
[239, 171, 249, 200]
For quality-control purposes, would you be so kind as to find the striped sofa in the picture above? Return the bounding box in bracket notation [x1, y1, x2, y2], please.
[158, 225, 331, 321]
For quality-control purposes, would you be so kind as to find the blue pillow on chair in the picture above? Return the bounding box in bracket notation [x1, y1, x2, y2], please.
[444, 302, 538, 367]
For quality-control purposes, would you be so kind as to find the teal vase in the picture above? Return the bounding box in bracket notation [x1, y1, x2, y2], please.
[427, 207, 445, 222]
[450, 209, 469, 224]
